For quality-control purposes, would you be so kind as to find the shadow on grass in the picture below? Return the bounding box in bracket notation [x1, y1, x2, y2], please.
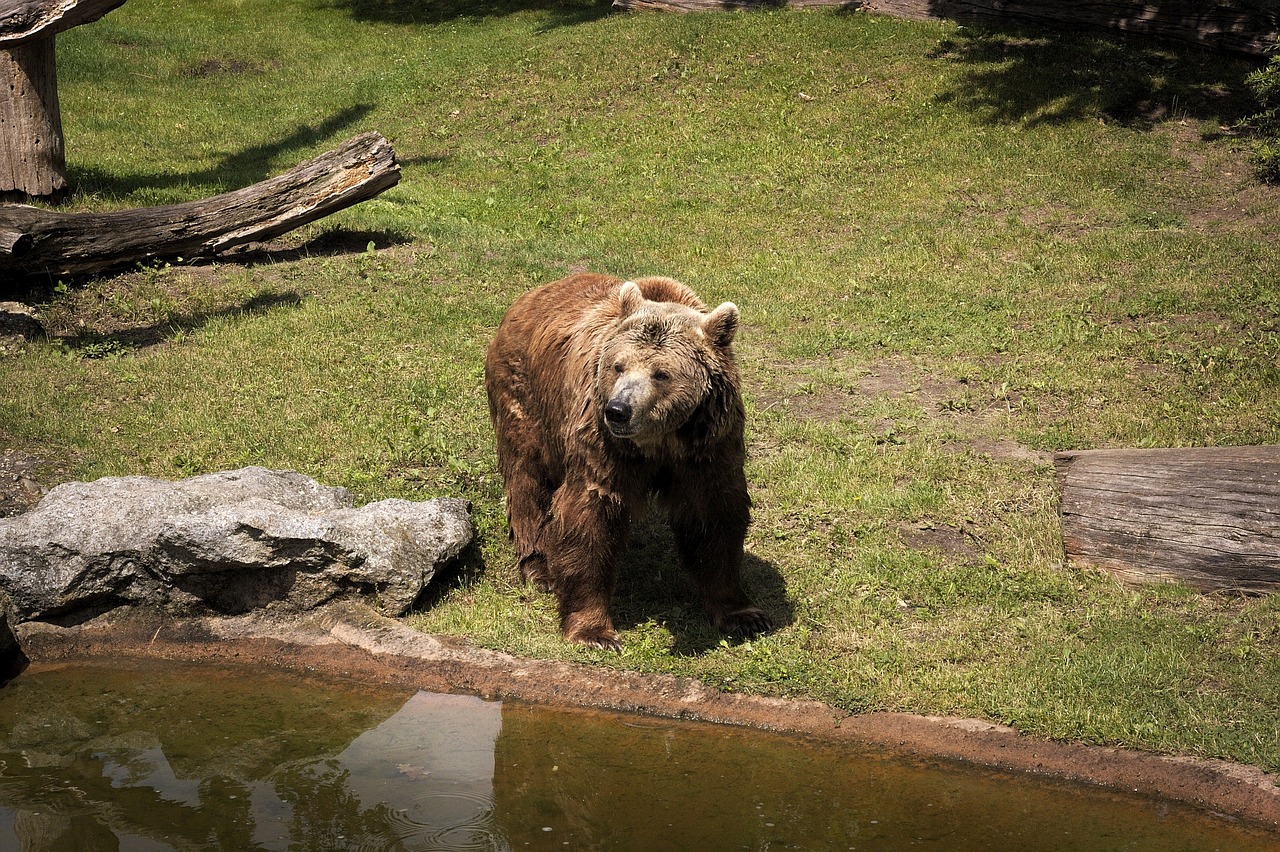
[928, 24, 1262, 129]
[225, 227, 416, 264]
[58, 290, 305, 357]
[69, 104, 378, 199]
[411, 536, 491, 613]
[333, 0, 613, 29]
[415, 517, 793, 657]
[613, 516, 794, 657]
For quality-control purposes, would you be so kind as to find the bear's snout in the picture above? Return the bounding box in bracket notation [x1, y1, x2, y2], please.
[604, 377, 648, 437]
[604, 398, 632, 428]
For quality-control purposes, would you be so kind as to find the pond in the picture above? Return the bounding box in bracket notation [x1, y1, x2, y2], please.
[0, 659, 1276, 851]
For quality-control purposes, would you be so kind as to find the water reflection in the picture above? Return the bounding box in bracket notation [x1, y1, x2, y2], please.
[0, 660, 1276, 852]
[0, 663, 504, 851]
[333, 691, 504, 851]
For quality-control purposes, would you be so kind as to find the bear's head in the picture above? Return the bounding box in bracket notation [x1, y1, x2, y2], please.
[596, 280, 739, 452]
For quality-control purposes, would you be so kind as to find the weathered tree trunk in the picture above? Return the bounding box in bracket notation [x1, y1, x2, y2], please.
[0, 131, 400, 280]
[0, 0, 128, 38]
[0, 229, 34, 258]
[0, 37, 66, 202]
[0, 0, 129, 201]
[1056, 446, 1280, 592]
[612, 0, 1280, 57]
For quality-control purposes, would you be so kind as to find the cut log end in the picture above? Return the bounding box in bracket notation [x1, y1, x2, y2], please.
[1056, 446, 1280, 594]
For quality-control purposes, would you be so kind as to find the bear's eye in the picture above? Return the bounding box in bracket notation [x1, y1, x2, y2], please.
[613, 362, 625, 374]
[652, 369, 670, 382]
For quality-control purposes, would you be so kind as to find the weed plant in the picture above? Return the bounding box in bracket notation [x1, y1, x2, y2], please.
[3, 0, 1279, 772]
[1244, 38, 1280, 180]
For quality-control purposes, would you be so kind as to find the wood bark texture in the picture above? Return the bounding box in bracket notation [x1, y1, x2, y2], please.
[612, 0, 1280, 56]
[0, 0, 128, 45]
[0, 228, 34, 257]
[0, 0, 126, 202]
[0, 131, 400, 279]
[1056, 446, 1280, 592]
[0, 38, 66, 201]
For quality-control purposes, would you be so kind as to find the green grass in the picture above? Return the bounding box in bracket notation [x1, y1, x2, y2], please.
[4, 0, 1280, 772]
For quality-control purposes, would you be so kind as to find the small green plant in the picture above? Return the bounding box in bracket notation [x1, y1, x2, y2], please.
[1243, 38, 1280, 181]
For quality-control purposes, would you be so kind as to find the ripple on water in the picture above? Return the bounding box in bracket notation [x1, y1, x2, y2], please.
[375, 790, 508, 852]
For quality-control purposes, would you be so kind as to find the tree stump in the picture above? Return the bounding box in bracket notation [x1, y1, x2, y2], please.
[0, 0, 128, 202]
[0, 131, 401, 280]
[1056, 446, 1280, 592]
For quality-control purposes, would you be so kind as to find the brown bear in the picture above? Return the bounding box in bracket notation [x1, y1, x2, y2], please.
[485, 273, 772, 651]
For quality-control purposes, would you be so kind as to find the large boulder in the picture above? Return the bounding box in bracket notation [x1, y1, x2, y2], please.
[0, 467, 472, 622]
[0, 592, 26, 684]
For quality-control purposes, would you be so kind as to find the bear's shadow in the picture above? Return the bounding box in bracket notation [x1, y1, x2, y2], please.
[610, 514, 793, 657]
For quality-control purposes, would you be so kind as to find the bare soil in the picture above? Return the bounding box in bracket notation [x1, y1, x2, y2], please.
[0, 450, 52, 519]
[13, 602, 1280, 838]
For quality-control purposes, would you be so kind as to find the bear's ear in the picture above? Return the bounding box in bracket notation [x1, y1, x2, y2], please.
[703, 302, 739, 347]
[618, 281, 645, 318]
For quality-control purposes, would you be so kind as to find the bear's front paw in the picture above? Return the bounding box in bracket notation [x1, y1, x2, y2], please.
[716, 607, 773, 638]
[563, 616, 623, 653]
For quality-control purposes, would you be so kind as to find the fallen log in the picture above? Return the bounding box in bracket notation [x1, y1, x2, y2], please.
[0, 131, 400, 280]
[612, 0, 1280, 57]
[0, 229, 33, 258]
[1055, 446, 1280, 592]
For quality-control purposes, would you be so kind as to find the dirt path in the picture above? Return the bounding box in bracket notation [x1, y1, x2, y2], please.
[15, 601, 1280, 838]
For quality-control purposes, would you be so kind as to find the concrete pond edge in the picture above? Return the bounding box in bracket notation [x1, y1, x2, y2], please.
[14, 600, 1280, 836]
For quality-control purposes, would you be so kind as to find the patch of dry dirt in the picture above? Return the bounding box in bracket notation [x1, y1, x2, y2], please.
[1161, 122, 1280, 233]
[0, 451, 51, 519]
[750, 351, 1052, 463]
[13, 603, 1280, 837]
[897, 521, 984, 561]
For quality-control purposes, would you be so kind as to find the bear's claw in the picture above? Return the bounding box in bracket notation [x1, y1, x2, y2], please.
[517, 554, 553, 593]
[564, 623, 623, 653]
[718, 607, 773, 638]
[585, 635, 623, 653]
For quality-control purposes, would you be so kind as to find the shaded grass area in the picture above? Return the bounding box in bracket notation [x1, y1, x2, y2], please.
[3, 0, 1280, 771]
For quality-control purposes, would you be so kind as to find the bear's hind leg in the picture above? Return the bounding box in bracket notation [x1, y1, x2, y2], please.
[502, 464, 555, 592]
[490, 398, 556, 591]
[666, 475, 772, 638]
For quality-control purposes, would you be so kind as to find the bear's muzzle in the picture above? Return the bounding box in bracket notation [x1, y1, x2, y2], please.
[604, 398, 633, 431]
[603, 378, 646, 437]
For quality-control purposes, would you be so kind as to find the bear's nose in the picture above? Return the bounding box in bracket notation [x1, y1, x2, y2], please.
[604, 399, 632, 426]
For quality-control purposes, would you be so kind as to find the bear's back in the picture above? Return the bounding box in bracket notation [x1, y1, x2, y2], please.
[510, 273, 705, 323]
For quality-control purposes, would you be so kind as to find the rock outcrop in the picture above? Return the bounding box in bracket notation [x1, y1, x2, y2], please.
[0, 594, 26, 684]
[0, 467, 472, 623]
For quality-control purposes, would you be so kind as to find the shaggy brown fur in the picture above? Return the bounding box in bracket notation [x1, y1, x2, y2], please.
[485, 273, 771, 651]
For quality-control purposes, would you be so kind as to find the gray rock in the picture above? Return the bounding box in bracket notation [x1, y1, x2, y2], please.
[0, 467, 472, 622]
[0, 592, 27, 684]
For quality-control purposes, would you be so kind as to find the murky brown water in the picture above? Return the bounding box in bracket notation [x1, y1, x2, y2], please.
[0, 659, 1276, 851]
